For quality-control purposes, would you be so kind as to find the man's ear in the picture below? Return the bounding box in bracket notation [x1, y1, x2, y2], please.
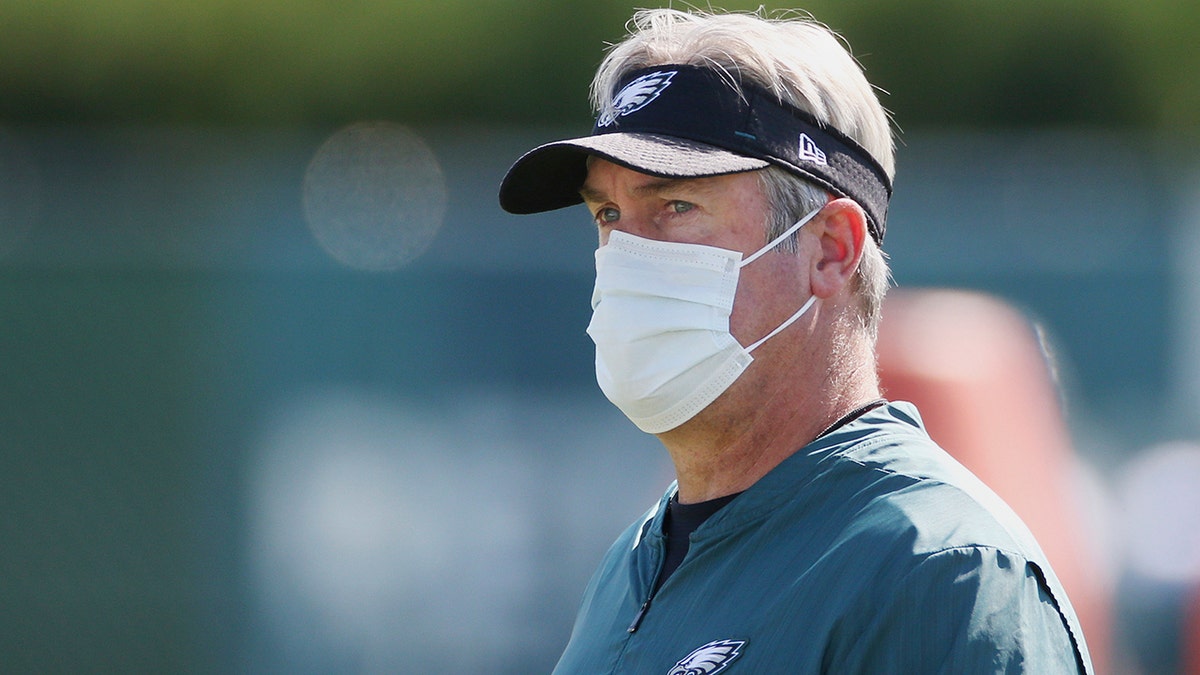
[809, 198, 868, 299]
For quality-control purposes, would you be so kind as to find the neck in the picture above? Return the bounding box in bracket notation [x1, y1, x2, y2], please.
[658, 319, 881, 504]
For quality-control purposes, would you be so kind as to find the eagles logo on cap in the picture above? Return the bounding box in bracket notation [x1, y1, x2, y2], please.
[597, 70, 678, 127]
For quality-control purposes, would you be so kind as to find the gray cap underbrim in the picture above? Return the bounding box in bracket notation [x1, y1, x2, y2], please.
[499, 132, 770, 215]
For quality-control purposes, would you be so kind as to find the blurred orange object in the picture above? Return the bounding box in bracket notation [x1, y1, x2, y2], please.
[1184, 584, 1200, 675]
[878, 288, 1113, 674]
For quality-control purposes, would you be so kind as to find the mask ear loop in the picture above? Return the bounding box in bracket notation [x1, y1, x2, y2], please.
[739, 205, 822, 268]
[746, 295, 818, 353]
[741, 206, 824, 354]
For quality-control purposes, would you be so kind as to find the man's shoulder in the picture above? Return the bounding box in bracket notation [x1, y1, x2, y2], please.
[767, 401, 1047, 562]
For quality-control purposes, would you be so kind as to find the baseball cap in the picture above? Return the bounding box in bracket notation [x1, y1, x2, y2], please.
[498, 64, 893, 244]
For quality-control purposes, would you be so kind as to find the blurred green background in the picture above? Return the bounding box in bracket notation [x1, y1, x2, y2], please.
[1, 0, 1197, 129]
[3, 1, 1200, 673]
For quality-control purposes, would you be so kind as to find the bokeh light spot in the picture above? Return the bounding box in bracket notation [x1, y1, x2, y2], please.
[1117, 441, 1200, 583]
[303, 122, 447, 271]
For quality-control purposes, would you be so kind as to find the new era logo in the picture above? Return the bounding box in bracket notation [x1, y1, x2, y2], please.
[798, 133, 828, 165]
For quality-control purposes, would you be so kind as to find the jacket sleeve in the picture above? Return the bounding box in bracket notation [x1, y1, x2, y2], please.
[824, 546, 1089, 674]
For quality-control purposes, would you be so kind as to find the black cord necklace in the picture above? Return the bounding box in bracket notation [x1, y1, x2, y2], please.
[814, 398, 888, 441]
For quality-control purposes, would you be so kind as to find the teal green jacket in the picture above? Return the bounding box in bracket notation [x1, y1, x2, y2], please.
[553, 402, 1092, 674]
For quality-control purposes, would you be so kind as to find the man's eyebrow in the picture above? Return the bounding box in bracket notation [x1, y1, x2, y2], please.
[579, 184, 607, 204]
[579, 177, 711, 203]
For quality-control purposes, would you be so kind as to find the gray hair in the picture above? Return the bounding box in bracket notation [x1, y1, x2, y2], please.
[593, 8, 895, 339]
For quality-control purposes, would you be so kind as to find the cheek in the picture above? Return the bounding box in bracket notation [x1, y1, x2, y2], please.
[730, 255, 808, 341]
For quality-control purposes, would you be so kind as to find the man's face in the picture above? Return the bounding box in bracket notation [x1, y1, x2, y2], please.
[579, 158, 812, 356]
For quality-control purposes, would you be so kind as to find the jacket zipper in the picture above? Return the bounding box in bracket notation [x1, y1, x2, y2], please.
[627, 598, 652, 633]
[628, 496, 672, 634]
[629, 538, 668, 633]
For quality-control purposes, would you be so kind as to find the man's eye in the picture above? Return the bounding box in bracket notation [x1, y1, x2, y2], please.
[670, 201, 696, 214]
[596, 207, 620, 224]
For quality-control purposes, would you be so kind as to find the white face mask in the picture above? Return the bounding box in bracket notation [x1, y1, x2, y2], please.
[586, 208, 820, 433]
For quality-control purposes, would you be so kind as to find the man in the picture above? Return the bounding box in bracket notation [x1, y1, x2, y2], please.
[499, 8, 1093, 674]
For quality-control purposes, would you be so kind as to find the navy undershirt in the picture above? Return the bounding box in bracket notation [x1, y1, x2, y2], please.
[653, 399, 887, 593]
[654, 492, 739, 593]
